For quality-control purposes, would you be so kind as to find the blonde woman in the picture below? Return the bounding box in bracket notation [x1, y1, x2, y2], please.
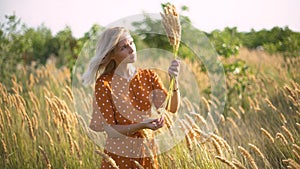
[82, 27, 180, 169]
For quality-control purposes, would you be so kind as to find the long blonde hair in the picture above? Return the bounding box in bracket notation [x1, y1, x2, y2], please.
[82, 27, 129, 85]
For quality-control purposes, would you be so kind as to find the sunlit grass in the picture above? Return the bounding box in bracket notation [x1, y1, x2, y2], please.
[0, 48, 299, 168]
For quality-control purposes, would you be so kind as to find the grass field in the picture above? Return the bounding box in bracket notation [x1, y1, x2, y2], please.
[1, 48, 300, 168]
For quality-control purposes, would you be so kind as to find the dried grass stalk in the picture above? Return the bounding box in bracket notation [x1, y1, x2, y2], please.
[38, 145, 51, 169]
[232, 158, 246, 169]
[160, 2, 182, 112]
[238, 146, 258, 169]
[276, 132, 289, 145]
[160, 3, 181, 55]
[95, 150, 119, 169]
[283, 158, 300, 169]
[133, 160, 145, 169]
[260, 128, 274, 143]
[281, 125, 295, 143]
[215, 156, 236, 169]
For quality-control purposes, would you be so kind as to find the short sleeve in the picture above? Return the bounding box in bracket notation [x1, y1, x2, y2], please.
[149, 70, 167, 108]
[89, 78, 116, 132]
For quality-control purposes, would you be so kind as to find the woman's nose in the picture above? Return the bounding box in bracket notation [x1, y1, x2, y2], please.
[128, 45, 134, 53]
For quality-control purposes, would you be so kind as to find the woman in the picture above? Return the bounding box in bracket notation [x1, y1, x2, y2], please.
[82, 27, 180, 169]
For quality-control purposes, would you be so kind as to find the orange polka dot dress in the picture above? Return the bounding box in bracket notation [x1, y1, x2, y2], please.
[90, 69, 167, 169]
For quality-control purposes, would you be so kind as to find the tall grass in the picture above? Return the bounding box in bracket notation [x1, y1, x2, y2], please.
[0, 48, 299, 168]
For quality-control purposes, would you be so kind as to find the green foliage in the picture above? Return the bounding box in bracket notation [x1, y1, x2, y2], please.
[208, 27, 241, 58]
[241, 26, 300, 57]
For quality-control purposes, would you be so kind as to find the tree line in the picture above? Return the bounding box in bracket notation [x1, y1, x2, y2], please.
[1, 14, 300, 78]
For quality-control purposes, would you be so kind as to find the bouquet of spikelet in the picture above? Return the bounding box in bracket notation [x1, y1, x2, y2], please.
[160, 3, 181, 57]
[146, 3, 181, 120]
[160, 3, 181, 112]
[147, 3, 181, 120]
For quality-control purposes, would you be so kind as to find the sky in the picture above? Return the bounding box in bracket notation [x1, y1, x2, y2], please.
[1, 0, 300, 38]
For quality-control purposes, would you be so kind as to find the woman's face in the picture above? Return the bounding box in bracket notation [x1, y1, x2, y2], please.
[112, 35, 137, 65]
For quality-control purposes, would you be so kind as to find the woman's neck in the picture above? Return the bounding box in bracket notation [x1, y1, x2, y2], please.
[114, 64, 136, 79]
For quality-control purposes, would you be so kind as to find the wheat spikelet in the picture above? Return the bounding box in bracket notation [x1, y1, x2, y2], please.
[227, 117, 238, 129]
[1, 139, 8, 162]
[260, 128, 274, 143]
[181, 119, 195, 151]
[248, 143, 271, 167]
[166, 154, 176, 168]
[133, 160, 144, 169]
[288, 95, 298, 105]
[28, 73, 35, 88]
[185, 132, 193, 152]
[164, 111, 174, 128]
[13, 132, 17, 146]
[297, 123, 300, 129]
[208, 99, 218, 109]
[160, 3, 181, 52]
[207, 112, 219, 134]
[211, 134, 225, 148]
[61, 110, 71, 131]
[215, 156, 236, 169]
[184, 114, 201, 132]
[276, 132, 289, 145]
[211, 137, 223, 156]
[0, 122, 4, 133]
[238, 106, 245, 115]
[238, 146, 258, 169]
[201, 96, 211, 112]
[230, 106, 241, 119]
[38, 145, 51, 169]
[163, 113, 175, 137]
[212, 134, 233, 153]
[73, 140, 82, 164]
[283, 158, 300, 169]
[292, 144, 300, 153]
[56, 130, 61, 142]
[63, 85, 74, 102]
[66, 132, 74, 154]
[29, 91, 40, 116]
[32, 113, 38, 130]
[293, 149, 300, 161]
[281, 125, 295, 143]
[248, 96, 256, 110]
[284, 85, 297, 100]
[141, 141, 156, 168]
[253, 98, 261, 111]
[232, 158, 246, 169]
[3, 107, 12, 127]
[182, 97, 194, 112]
[248, 143, 265, 160]
[193, 128, 211, 144]
[190, 111, 207, 126]
[280, 113, 288, 124]
[264, 98, 278, 112]
[95, 150, 119, 169]
[44, 130, 54, 146]
[24, 113, 36, 141]
[219, 114, 225, 125]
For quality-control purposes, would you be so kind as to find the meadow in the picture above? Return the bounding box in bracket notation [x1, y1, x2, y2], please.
[1, 48, 300, 169]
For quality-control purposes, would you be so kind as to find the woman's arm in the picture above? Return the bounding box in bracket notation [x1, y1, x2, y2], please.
[167, 59, 181, 113]
[167, 79, 180, 113]
[103, 116, 164, 138]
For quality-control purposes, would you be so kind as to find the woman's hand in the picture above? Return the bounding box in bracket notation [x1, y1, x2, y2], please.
[168, 59, 181, 79]
[141, 116, 164, 131]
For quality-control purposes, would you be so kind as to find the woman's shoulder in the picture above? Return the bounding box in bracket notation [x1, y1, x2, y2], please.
[95, 73, 112, 87]
[137, 68, 158, 77]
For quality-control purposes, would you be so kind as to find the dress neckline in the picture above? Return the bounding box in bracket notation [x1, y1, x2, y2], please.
[113, 68, 139, 81]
